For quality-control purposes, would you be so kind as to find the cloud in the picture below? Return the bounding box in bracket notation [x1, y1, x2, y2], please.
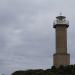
[0, 0, 75, 75]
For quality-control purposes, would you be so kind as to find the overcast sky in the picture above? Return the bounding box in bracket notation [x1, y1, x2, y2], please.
[0, 0, 75, 75]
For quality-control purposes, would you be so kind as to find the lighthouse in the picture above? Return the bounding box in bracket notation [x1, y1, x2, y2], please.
[53, 14, 70, 67]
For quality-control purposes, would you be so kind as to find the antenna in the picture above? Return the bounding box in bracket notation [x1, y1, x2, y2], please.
[2, 74, 4, 75]
[59, 12, 62, 16]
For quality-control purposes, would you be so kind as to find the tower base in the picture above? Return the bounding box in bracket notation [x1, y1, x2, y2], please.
[53, 53, 70, 67]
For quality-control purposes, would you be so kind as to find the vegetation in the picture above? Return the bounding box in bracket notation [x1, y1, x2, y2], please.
[12, 65, 75, 75]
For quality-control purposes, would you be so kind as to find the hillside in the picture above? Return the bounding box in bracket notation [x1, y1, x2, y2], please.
[12, 65, 75, 75]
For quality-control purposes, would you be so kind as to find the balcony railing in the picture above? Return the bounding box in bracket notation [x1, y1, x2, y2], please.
[53, 20, 69, 25]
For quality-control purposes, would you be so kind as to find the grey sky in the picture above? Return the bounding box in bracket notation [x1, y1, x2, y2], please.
[0, 0, 75, 75]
